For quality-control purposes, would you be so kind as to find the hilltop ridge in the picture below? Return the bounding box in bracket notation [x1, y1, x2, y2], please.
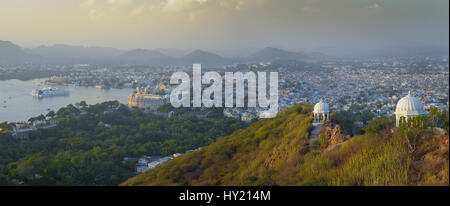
[122, 104, 449, 186]
[122, 104, 313, 186]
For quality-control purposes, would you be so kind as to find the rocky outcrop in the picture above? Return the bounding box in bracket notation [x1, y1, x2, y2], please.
[410, 135, 449, 185]
[319, 124, 351, 151]
[264, 146, 288, 168]
[328, 125, 350, 146]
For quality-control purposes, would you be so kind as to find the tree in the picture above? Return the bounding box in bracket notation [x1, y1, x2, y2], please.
[364, 116, 391, 134]
[0, 101, 247, 186]
[46, 110, 56, 119]
[28, 117, 36, 123]
[79, 101, 88, 108]
[429, 108, 449, 134]
[398, 115, 431, 152]
[36, 114, 46, 121]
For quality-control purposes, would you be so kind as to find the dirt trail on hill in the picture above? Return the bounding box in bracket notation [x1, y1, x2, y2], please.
[310, 124, 322, 141]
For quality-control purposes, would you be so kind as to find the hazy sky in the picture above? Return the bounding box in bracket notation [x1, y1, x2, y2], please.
[0, 0, 448, 56]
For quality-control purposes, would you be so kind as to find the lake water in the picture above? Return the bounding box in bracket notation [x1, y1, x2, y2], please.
[0, 78, 134, 122]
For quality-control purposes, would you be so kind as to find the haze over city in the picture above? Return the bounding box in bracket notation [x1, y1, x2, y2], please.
[1, 0, 448, 57]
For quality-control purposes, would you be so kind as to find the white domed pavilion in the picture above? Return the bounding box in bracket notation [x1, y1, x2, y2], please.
[394, 91, 425, 127]
[313, 99, 330, 123]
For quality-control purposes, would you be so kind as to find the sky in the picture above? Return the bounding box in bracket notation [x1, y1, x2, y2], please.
[0, 0, 448, 56]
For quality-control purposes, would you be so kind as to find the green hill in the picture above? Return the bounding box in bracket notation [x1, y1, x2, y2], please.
[121, 104, 449, 186]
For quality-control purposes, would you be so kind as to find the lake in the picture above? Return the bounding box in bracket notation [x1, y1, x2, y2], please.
[0, 78, 134, 122]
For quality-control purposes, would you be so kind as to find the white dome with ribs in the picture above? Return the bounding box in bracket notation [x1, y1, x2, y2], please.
[313, 99, 329, 113]
[395, 91, 425, 116]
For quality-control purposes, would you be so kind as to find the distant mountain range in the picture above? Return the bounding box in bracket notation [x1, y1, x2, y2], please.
[2, 40, 449, 66]
[113, 49, 174, 65]
[246, 47, 309, 62]
[180, 49, 232, 65]
[25, 44, 124, 59]
[111, 49, 233, 66]
[1, 40, 327, 66]
[0, 41, 40, 64]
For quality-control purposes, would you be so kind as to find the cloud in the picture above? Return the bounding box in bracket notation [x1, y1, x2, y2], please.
[4, 0, 448, 52]
[80, 0, 387, 22]
[368, 3, 382, 9]
[130, 4, 155, 17]
[162, 0, 210, 12]
[218, 0, 247, 11]
[107, 0, 133, 5]
[80, 0, 249, 20]
[80, 0, 96, 8]
[234, 1, 244, 11]
[88, 9, 105, 19]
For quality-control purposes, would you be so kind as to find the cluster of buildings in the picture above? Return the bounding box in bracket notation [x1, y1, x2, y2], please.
[276, 56, 449, 116]
[133, 156, 174, 174]
[127, 87, 166, 111]
[3, 119, 58, 139]
[2, 55, 448, 125]
[44, 66, 174, 89]
[0, 64, 69, 81]
[125, 148, 201, 174]
[223, 108, 259, 122]
[123, 55, 448, 123]
[206, 56, 448, 123]
[0, 64, 180, 89]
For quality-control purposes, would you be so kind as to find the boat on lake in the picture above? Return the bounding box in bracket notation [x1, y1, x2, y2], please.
[31, 87, 69, 98]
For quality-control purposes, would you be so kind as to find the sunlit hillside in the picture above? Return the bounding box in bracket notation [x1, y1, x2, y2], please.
[122, 104, 449, 186]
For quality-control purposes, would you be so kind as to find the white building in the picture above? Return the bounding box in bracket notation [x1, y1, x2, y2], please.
[394, 91, 425, 127]
[313, 99, 330, 123]
[31, 87, 69, 98]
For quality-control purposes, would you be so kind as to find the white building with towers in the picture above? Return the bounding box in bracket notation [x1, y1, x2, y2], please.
[394, 91, 425, 127]
[313, 99, 330, 124]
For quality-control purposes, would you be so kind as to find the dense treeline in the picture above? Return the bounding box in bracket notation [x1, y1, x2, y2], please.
[0, 101, 247, 185]
[122, 104, 449, 186]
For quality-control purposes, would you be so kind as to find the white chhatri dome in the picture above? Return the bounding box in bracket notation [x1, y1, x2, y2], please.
[395, 91, 425, 116]
[313, 99, 329, 113]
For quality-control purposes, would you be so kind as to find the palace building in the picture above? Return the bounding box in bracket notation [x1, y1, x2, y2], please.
[128, 87, 165, 111]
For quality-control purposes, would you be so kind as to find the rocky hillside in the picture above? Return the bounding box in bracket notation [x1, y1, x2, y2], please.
[313, 123, 351, 151]
[121, 104, 449, 186]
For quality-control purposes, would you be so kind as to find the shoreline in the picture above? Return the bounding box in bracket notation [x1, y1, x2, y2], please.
[0, 80, 133, 122]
